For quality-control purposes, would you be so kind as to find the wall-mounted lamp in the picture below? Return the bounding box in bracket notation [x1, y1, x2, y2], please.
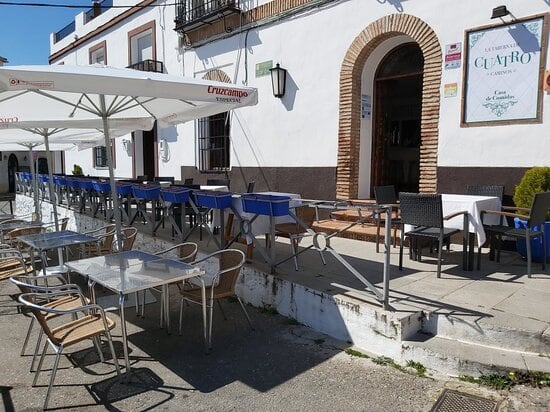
[491, 5, 509, 19]
[269, 63, 287, 98]
[159, 138, 170, 162]
[121, 138, 132, 154]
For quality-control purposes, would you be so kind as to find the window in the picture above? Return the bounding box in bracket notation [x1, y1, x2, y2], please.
[197, 112, 230, 171]
[93, 145, 115, 168]
[89, 41, 107, 65]
[128, 21, 156, 65]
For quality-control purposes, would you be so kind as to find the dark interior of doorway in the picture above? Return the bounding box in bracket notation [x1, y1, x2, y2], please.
[142, 128, 156, 180]
[8, 154, 18, 193]
[372, 43, 423, 195]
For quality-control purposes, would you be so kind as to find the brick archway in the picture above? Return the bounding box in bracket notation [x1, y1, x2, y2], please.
[336, 14, 442, 199]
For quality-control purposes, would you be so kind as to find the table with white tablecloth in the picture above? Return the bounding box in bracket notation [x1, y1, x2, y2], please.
[441, 194, 502, 270]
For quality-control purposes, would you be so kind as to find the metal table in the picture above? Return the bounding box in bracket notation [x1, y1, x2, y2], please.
[16, 230, 99, 274]
[65, 250, 205, 378]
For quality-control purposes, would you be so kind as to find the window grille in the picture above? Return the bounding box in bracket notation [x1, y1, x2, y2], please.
[197, 112, 230, 172]
[94, 146, 110, 168]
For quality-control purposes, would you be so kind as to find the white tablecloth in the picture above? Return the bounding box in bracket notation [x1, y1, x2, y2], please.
[230, 192, 302, 244]
[441, 194, 502, 246]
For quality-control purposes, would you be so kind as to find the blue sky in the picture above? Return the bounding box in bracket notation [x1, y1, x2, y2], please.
[0, 2, 87, 65]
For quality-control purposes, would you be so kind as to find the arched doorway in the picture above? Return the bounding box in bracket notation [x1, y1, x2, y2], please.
[372, 43, 423, 194]
[7, 154, 18, 193]
[336, 14, 442, 199]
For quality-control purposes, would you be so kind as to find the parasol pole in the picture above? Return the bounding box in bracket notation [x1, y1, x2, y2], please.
[27, 145, 40, 219]
[99, 94, 123, 250]
[43, 131, 65, 266]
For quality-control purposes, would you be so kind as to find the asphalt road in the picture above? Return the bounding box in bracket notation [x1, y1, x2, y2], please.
[0, 278, 548, 411]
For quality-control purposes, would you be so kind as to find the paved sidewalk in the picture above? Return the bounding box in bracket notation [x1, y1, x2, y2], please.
[1, 278, 549, 411]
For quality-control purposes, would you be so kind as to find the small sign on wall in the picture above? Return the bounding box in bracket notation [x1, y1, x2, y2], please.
[361, 94, 371, 119]
[444, 83, 458, 98]
[544, 70, 550, 92]
[255, 61, 273, 77]
[445, 43, 462, 69]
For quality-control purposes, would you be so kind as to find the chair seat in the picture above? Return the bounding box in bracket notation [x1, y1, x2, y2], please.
[0, 264, 33, 281]
[485, 225, 543, 239]
[405, 226, 459, 239]
[43, 295, 88, 320]
[275, 223, 304, 236]
[50, 314, 115, 347]
[180, 286, 232, 302]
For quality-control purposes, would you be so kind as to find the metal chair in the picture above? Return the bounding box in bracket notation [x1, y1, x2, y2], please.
[206, 178, 230, 189]
[479, 191, 550, 277]
[112, 226, 138, 252]
[145, 242, 199, 321]
[399, 192, 467, 278]
[275, 205, 326, 271]
[18, 291, 120, 410]
[179, 249, 252, 349]
[373, 185, 400, 253]
[10, 271, 89, 373]
[465, 185, 505, 269]
[82, 224, 116, 256]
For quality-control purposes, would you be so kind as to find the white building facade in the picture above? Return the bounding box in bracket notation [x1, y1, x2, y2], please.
[49, 0, 550, 200]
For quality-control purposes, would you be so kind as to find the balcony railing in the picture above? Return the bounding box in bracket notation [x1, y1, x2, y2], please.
[174, 0, 241, 33]
[54, 0, 113, 43]
[85, 0, 113, 24]
[127, 59, 164, 73]
[54, 21, 76, 43]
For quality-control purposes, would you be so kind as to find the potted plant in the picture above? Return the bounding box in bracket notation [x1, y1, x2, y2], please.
[513, 166, 550, 262]
[71, 164, 83, 176]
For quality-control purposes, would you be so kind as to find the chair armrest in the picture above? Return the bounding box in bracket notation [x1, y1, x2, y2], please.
[481, 209, 528, 220]
[443, 210, 468, 220]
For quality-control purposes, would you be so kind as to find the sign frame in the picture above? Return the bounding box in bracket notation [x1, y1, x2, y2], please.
[460, 13, 549, 128]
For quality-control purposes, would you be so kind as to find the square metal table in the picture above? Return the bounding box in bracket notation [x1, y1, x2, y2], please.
[16, 230, 99, 273]
[66, 250, 205, 378]
[0, 220, 43, 242]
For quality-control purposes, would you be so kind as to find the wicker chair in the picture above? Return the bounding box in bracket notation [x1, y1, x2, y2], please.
[275, 205, 326, 271]
[465, 185, 505, 268]
[18, 291, 120, 410]
[11, 271, 89, 372]
[479, 191, 550, 277]
[0, 247, 34, 281]
[142, 242, 200, 320]
[373, 185, 400, 253]
[398, 192, 467, 278]
[82, 224, 116, 256]
[5, 226, 44, 253]
[466, 185, 505, 200]
[112, 226, 138, 252]
[179, 249, 252, 349]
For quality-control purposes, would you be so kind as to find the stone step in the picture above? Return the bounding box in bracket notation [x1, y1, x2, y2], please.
[421, 310, 550, 354]
[402, 333, 550, 377]
[312, 219, 402, 245]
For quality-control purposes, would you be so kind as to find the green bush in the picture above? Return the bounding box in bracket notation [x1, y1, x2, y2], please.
[513, 167, 550, 219]
[71, 164, 83, 176]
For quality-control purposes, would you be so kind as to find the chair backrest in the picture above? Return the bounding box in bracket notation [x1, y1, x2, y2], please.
[98, 224, 116, 254]
[374, 185, 398, 205]
[121, 227, 138, 251]
[246, 181, 256, 193]
[178, 242, 198, 263]
[60, 217, 69, 231]
[528, 191, 550, 227]
[183, 178, 194, 185]
[153, 176, 175, 184]
[295, 205, 317, 227]
[6, 226, 44, 248]
[206, 178, 230, 189]
[466, 185, 504, 201]
[398, 192, 444, 228]
[214, 249, 245, 296]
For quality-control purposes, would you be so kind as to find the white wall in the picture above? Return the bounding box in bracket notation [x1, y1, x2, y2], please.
[50, 0, 550, 183]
